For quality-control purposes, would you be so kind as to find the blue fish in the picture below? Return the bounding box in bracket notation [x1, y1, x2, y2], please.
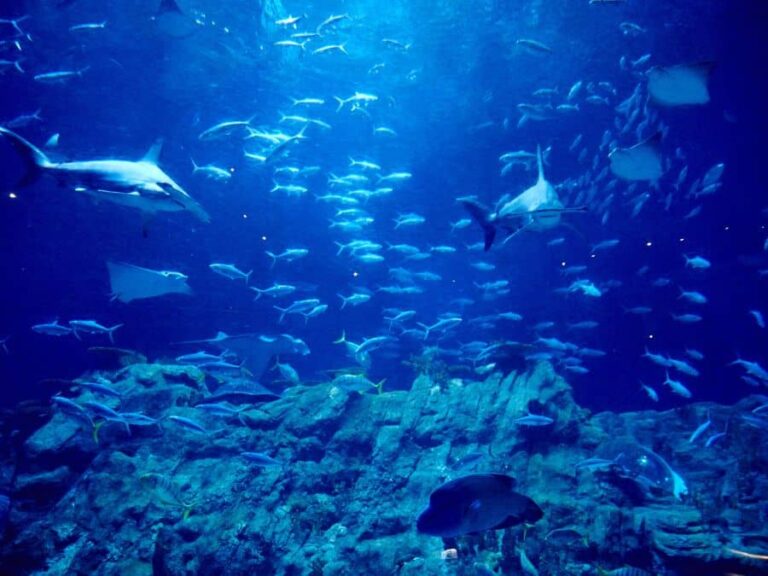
[416, 474, 542, 537]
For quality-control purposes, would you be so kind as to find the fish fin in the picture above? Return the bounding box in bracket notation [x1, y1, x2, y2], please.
[142, 139, 164, 164]
[92, 420, 104, 444]
[536, 144, 545, 183]
[158, 0, 183, 15]
[0, 127, 50, 187]
[689, 60, 717, 78]
[460, 198, 497, 251]
[108, 324, 123, 343]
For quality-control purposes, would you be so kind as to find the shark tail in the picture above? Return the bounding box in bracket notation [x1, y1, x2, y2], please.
[107, 324, 124, 344]
[460, 198, 497, 251]
[0, 127, 51, 188]
[333, 96, 346, 112]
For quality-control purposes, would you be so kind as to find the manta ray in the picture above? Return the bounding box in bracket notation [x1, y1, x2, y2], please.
[107, 262, 192, 303]
[461, 145, 585, 251]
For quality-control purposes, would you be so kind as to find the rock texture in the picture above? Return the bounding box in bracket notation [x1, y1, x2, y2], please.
[0, 362, 766, 575]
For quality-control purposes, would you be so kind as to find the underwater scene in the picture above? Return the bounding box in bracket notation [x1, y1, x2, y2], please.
[1, 0, 767, 574]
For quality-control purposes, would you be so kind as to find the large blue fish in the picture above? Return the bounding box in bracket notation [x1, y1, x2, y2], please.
[416, 474, 542, 537]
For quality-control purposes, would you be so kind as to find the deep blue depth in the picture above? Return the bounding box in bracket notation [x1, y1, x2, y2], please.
[1, 0, 766, 412]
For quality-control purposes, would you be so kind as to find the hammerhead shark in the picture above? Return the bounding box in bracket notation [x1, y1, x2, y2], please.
[0, 127, 209, 222]
[461, 145, 585, 250]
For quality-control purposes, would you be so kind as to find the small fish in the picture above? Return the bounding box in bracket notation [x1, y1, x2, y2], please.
[640, 382, 659, 402]
[514, 412, 554, 426]
[316, 13, 350, 34]
[664, 371, 692, 398]
[77, 380, 123, 399]
[168, 415, 209, 435]
[672, 313, 703, 324]
[241, 452, 282, 467]
[33, 68, 89, 83]
[516, 38, 553, 54]
[684, 254, 711, 269]
[209, 263, 252, 284]
[191, 159, 231, 181]
[749, 310, 765, 328]
[31, 320, 72, 337]
[69, 320, 123, 343]
[251, 283, 296, 300]
[312, 44, 348, 56]
[591, 239, 620, 252]
[688, 410, 712, 444]
[685, 348, 704, 361]
[678, 289, 707, 304]
[69, 21, 107, 32]
[704, 421, 729, 447]
[266, 248, 309, 268]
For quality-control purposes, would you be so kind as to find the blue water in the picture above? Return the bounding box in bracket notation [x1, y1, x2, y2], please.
[0, 0, 766, 413]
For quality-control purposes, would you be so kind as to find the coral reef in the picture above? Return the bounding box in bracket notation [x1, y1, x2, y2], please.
[0, 362, 766, 575]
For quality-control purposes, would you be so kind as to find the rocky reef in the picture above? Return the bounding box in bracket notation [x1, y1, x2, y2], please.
[1, 362, 767, 575]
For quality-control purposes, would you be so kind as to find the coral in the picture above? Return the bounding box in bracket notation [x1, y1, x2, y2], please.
[0, 361, 766, 575]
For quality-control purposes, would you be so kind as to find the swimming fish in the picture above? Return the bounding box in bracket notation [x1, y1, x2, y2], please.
[416, 474, 543, 537]
[0, 127, 209, 222]
[461, 146, 585, 250]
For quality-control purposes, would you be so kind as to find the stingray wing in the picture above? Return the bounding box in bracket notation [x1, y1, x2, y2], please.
[107, 261, 191, 303]
[647, 62, 714, 106]
[609, 132, 663, 181]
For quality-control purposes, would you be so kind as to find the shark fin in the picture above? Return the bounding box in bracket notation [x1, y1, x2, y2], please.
[158, 0, 183, 15]
[142, 139, 164, 164]
[0, 127, 50, 187]
[536, 144, 545, 184]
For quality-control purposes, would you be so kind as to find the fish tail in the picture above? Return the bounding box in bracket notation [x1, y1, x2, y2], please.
[108, 323, 123, 343]
[92, 420, 104, 445]
[333, 96, 345, 112]
[245, 270, 252, 285]
[0, 127, 50, 188]
[333, 330, 346, 344]
[252, 288, 262, 301]
[459, 198, 497, 251]
[266, 251, 277, 269]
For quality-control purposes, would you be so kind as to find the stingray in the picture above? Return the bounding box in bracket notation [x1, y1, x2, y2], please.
[108, 261, 192, 303]
[609, 132, 663, 181]
[153, 0, 197, 38]
[647, 62, 714, 106]
[175, 332, 310, 380]
[462, 146, 586, 250]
